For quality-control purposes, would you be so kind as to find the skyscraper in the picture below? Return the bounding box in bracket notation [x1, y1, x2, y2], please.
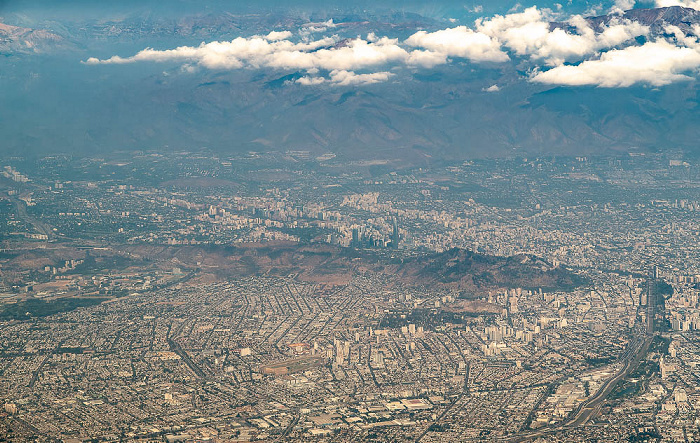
[391, 217, 400, 249]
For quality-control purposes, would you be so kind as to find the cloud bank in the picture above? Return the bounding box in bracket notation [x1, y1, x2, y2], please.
[86, 32, 446, 85]
[656, 0, 700, 10]
[611, 0, 636, 14]
[404, 26, 508, 62]
[532, 40, 700, 86]
[86, 5, 700, 88]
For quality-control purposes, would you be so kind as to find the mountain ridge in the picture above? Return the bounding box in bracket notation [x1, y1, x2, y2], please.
[2, 6, 700, 160]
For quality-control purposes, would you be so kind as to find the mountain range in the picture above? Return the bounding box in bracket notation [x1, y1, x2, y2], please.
[1, 5, 700, 161]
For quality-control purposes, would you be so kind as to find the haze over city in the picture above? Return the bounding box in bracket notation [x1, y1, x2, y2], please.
[1, 0, 700, 442]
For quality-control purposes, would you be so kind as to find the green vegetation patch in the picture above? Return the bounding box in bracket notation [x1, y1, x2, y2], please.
[0, 297, 107, 320]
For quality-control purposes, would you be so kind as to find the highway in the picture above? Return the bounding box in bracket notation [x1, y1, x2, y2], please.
[507, 278, 657, 442]
[11, 195, 53, 240]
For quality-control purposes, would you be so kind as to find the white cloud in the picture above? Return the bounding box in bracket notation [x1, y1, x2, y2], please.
[665, 24, 700, 46]
[655, 0, 700, 9]
[296, 75, 327, 85]
[329, 70, 394, 85]
[86, 35, 412, 74]
[295, 70, 393, 86]
[531, 40, 700, 87]
[610, 0, 635, 14]
[87, 32, 413, 86]
[596, 17, 648, 47]
[266, 37, 411, 71]
[475, 7, 648, 65]
[265, 31, 293, 41]
[405, 26, 509, 62]
[85, 5, 700, 89]
[302, 19, 337, 33]
[476, 6, 551, 56]
[180, 64, 198, 74]
[403, 7, 647, 67]
[406, 50, 449, 68]
[583, 4, 604, 16]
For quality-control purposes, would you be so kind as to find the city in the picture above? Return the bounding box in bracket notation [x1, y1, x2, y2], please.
[0, 151, 698, 441]
[5, 0, 700, 440]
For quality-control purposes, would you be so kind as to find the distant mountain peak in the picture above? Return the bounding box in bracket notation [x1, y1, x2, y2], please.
[595, 6, 700, 31]
[0, 21, 63, 54]
[551, 6, 700, 35]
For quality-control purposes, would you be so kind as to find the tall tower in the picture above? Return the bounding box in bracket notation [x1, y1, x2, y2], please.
[391, 217, 400, 249]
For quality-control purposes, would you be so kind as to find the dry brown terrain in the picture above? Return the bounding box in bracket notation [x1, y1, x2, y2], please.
[1, 241, 586, 296]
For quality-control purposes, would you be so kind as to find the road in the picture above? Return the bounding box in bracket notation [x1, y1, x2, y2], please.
[168, 337, 207, 378]
[565, 335, 650, 428]
[508, 279, 658, 441]
[11, 196, 53, 240]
